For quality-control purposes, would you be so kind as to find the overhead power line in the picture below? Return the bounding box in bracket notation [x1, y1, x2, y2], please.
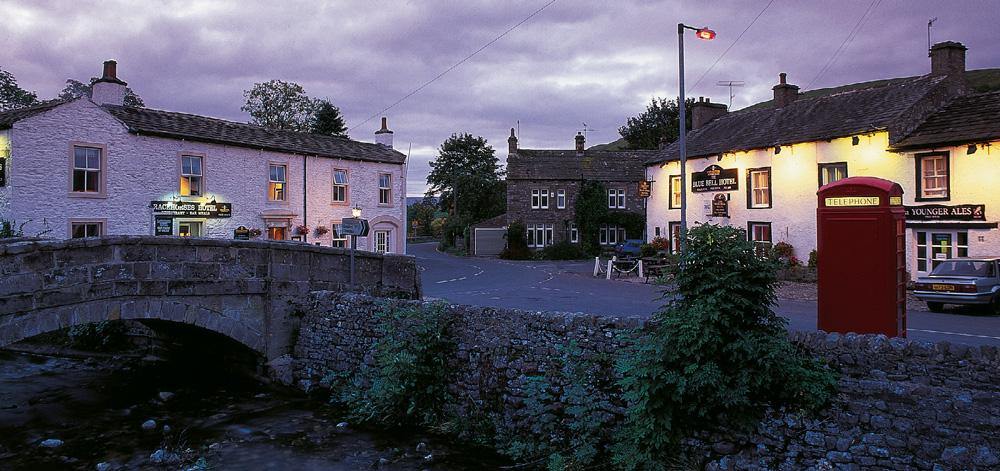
[805, 0, 883, 90]
[349, 0, 559, 132]
[687, 0, 776, 95]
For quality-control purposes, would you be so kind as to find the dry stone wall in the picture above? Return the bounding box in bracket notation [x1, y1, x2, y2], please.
[294, 293, 1000, 470]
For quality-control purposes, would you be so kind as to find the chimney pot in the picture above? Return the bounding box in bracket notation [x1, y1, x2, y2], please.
[374, 116, 393, 148]
[691, 98, 728, 130]
[574, 132, 585, 153]
[102, 60, 117, 80]
[772, 72, 799, 108]
[91, 59, 127, 106]
[508, 127, 518, 154]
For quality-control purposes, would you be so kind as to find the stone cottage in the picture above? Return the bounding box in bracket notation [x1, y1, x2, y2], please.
[478, 131, 654, 254]
[0, 61, 408, 253]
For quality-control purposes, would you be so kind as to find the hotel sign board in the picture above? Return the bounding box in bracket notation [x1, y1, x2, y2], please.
[824, 196, 881, 207]
[154, 217, 173, 236]
[150, 200, 232, 218]
[638, 180, 652, 198]
[905, 204, 985, 221]
[691, 165, 738, 193]
[711, 193, 729, 217]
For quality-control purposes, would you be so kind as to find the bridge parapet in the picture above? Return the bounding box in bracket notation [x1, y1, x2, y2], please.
[0, 236, 420, 357]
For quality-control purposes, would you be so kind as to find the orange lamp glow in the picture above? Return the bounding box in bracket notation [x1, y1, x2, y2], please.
[696, 28, 716, 40]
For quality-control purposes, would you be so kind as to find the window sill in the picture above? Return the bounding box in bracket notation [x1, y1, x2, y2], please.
[331, 201, 350, 206]
[68, 192, 107, 199]
[915, 196, 950, 202]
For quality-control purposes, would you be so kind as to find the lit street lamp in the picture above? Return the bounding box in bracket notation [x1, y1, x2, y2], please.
[677, 23, 715, 253]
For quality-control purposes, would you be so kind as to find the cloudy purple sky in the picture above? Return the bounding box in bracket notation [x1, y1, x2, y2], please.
[2, 1, 997, 195]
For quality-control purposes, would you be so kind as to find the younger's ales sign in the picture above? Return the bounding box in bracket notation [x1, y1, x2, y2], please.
[691, 165, 738, 193]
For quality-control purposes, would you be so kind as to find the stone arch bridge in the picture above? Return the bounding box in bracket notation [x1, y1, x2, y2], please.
[0, 236, 420, 360]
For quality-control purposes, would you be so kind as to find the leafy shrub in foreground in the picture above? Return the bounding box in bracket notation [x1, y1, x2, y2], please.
[613, 223, 837, 469]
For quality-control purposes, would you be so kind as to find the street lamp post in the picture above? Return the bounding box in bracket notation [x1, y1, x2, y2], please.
[350, 205, 362, 290]
[677, 23, 715, 253]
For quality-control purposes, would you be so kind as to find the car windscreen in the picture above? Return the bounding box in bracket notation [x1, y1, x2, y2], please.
[930, 260, 995, 277]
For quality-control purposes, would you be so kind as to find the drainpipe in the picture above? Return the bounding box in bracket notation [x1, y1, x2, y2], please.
[302, 155, 308, 243]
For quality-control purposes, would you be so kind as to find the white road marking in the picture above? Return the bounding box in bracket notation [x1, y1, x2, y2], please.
[435, 277, 467, 284]
[908, 328, 1000, 341]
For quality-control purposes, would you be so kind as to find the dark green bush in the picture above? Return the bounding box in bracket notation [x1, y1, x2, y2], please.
[539, 241, 585, 260]
[66, 321, 129, 351]
[639, 243, 657, 258]
[328, 302, 455, 429]
[499, 221, 531, 260]
[613, 223, 837, 469]
[808, 249, 819, 269]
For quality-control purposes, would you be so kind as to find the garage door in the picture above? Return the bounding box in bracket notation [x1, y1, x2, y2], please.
[474, 228, 506, 256]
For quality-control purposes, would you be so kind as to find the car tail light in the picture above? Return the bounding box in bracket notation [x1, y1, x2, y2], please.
[914, 283, 931, 290]
[956, 284, 978, 293]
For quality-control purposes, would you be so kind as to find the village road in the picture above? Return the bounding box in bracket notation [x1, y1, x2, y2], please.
[411, 242, 1000, 346]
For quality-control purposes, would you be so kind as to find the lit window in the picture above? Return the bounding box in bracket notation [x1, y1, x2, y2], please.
[918, 154, 949, 200]
[333, 169, 348, 203]
[379, 173, 392, 205]
[269, 164, 287, 201]
[71, 221, 103, 238]
[818, 162, 848, 187]
[748, 168, 771, 209]
[556, 189, 566, 209]
[669, 175, 681, 209]
[180, 155, 203, 196]
[375, 230, 390, 253]
[748, 222, 772, 258]
[178, 221, 203, 237]
[72, 146, 102, 193]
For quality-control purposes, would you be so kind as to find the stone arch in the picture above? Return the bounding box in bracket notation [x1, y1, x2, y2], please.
[0, 296, 265, 355]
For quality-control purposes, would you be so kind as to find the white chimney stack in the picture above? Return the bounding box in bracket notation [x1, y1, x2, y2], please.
[374, 117, 393, 148]
[91, 60, 127, 106]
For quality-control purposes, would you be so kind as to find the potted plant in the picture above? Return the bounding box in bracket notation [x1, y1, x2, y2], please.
[248, 227, 263, 239]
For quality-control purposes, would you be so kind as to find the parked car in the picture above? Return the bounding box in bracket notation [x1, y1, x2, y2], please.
[913, 257, 1000, 313]
[614, 239, 644, 257]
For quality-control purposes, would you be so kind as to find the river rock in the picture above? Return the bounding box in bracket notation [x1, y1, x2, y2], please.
[141, 419, 157, 431]
[162, 424, 171, 433]
[149, 449, 180, 464]
[158, 391, 175, 401]
[416, 442, 428, 453]
[40, 438, 63, 448]
[96, 462, 112, 471]
[336, 422, 349, 428]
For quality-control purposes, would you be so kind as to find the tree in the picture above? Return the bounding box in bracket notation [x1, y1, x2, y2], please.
[426, 133, 505, 224]
[311, 99, 348, 137]
[241, 79, 316, 132]
[0, 67, 39, 111]
[57, 78, 145, 107]
[574, 181, 608, 255]
[407, 202, 436, 237]
[617, 97, 694, 150]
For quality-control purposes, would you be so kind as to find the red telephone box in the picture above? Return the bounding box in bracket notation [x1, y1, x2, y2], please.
[817, 177, 906, 337]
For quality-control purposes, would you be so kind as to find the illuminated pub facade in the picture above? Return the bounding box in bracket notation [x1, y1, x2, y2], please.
[0, 61, 407, 253]
[646, 41, 1000, 279]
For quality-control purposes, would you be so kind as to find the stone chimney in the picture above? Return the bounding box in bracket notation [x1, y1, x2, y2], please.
[772, 73, 799, 108]
[508, 128, 518, 154]
[575, 132, 585, 153]
[374, 117, 393, 148]
[91, 60, 127, 106]
[930, 41, 967, 76]
[691, 97, 728, 129]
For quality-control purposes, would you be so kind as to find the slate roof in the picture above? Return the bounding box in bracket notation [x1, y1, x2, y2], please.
[507, 149, 655, 181]
[892, 90, 1000, 150]
[102, 105, 405, 164]
[0, 100, 66, 129]
[0, 100, 405, 164]
[648, 74, 950, 165]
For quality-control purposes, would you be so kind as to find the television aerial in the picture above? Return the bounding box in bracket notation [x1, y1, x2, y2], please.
[715, 81, 745, 109]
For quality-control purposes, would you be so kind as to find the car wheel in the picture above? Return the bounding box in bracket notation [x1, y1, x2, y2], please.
[990, 297, 1000, 316]
[926, 302, 945, 313]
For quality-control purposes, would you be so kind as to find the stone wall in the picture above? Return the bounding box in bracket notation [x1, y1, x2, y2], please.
[0, 236, 420, 359]
[294, 293, 1000, 470]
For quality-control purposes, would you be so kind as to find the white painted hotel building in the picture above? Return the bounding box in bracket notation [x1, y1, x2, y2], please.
[646, 41, 999, 279]
[0, 61, 407, 253]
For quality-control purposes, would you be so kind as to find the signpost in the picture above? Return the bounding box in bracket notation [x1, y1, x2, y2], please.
[340, 217, 370, 290]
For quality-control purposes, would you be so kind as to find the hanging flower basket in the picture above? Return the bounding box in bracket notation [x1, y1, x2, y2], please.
[314, 225, 330, 236]
[248, 227, 263, 238]
[295, 224, 310, 235]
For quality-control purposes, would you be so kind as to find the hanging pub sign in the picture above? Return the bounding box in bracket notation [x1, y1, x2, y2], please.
[691, 164, 738, 193]
[905, 204, 985, 221]
[711, 193, 729, 217]
[638, 180, 652, 198]
[154, 217, 173, 236]
[233, 226, 250, 240]
[150, 200, 232, 218]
